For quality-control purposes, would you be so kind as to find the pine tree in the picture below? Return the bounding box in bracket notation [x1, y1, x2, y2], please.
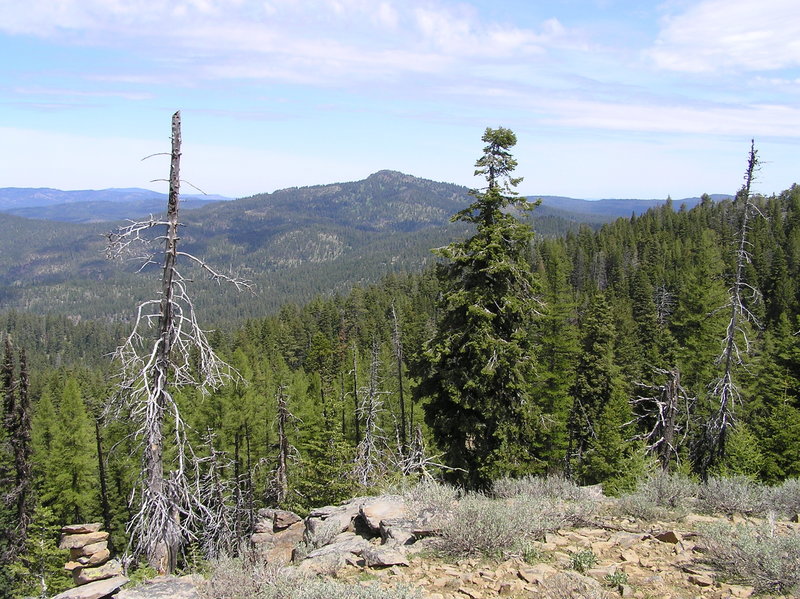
[44, 377, 98, 524]
[416, 127, 542, 488]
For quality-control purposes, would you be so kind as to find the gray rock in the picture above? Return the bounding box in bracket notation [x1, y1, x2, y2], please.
[362, 546, 409, 568]
[306, 533, 369, 559]
[116, 575, 202, 599]
[52, 575, 128, 599]
[359, 496, 406, 532]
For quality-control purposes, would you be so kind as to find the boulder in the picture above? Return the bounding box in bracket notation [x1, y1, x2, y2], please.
[379, 518, 416, 546]
[359, 496, 406, 532]
[72, 559, 123, 586]
[362, 546, 409, 568]
[517, 563, 557, 584]
[59, 531, 109, 550]
[273, 510, 302, 530]
[52, 575, 128, 599]
[654, 530, 682, 544]
[305, 532, 369, 559]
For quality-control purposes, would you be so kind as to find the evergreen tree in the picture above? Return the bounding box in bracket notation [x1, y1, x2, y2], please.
[416, 127, 542, 488]
[43, 377, 98, 524]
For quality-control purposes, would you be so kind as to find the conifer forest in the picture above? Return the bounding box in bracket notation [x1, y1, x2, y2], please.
[2, 126, 800, 597]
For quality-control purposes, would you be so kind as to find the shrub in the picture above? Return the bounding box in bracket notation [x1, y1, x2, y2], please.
[618, 471, 697, 520]
[767, 478, 800, 518]
[404, 478, 459, 520]
[700, 521, 800, 595]
[490, 475, 598, 527]
[569, 549, 598, 574]
[698, 476, 767, 516]
[202, 554, 422, 599]
[491, 474, 587, 501]
[436, 493, 566, 558]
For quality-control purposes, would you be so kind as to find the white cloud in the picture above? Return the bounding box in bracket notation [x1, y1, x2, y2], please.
[649, 0, 800, 72]
[0, 0, 573, 84]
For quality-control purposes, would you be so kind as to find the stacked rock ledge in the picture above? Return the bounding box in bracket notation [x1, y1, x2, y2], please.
[54, 523, 128, 599]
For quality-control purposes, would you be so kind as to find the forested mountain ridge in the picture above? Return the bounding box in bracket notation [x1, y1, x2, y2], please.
[0, 170, 703, 322]
[2, 165, 799, 596]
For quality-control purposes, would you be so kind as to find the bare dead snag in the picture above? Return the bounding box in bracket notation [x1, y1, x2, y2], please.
[106, 111, 250, 571]
[633, 367, 694, 471]
[701, 140, 763, 474]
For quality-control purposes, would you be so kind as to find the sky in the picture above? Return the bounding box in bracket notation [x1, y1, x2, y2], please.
[0, 0, 799, 200]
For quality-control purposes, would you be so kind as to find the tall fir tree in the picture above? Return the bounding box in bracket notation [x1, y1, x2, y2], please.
[43, 377, 98, 524]
[415, 127, 542, 488]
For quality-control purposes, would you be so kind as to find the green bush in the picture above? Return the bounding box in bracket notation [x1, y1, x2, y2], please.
[202, 555, 421, 599]
[700, 521, 800, 595]
[569, 549, 597, 574]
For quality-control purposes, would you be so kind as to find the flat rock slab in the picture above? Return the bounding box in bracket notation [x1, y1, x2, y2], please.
[116, 575, 202, 599]
[60, 532, 109, 550]
[52, 575, 128, 599]
[62, 523, 103, 535]
[360, 496, 406, 531]
[362, 546, 409, 568]
[73, 559, 123, 585]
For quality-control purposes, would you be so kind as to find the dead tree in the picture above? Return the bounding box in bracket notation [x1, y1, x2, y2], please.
[353, 340, 390, 486]
[196, 431, 238, 559]
[390, 304, 408, 454]
[273, 384, 297, 505]
[702, 140, 763, 473]
[633, 367, 694, 471]
[106, 111, 249, 572]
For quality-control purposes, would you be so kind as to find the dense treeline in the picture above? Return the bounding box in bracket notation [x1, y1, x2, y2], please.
[1, 172, 800, 594]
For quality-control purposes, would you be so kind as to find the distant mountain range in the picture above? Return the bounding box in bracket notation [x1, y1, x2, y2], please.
[0, 187, 230, 223]
[0, 177, 727, 223]
[0, 171, 732, 322]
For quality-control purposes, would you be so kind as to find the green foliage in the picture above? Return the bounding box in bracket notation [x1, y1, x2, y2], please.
[569, 549, 598, 573]
[416, 127, 543, 488]
[7, 506, 70, 599]
[41, 377, 99, 524]
[603, 571, 628, 590]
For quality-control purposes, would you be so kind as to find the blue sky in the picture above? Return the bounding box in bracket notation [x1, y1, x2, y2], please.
[1, 0, 798, 199]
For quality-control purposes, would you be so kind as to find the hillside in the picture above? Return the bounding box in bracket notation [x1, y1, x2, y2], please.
[0, 171, 721, 322]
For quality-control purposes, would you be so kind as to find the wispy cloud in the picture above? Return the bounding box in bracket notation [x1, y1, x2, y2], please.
[0, 0, 577, 85]
[648, 0, 800, 72]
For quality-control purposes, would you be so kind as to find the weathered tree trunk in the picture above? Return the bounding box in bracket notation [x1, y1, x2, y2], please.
[146, 110, 182, 572]
[391, 305, 407, 453]
[275, 387, 290, 505]
[352, 346, 361, 445]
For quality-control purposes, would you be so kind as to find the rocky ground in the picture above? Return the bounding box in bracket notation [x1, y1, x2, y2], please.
[56, 482, 800, 599]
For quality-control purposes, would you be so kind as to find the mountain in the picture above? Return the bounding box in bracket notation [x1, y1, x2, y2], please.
[0, 187, 230, 223]
[0, 171, 723, 323]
